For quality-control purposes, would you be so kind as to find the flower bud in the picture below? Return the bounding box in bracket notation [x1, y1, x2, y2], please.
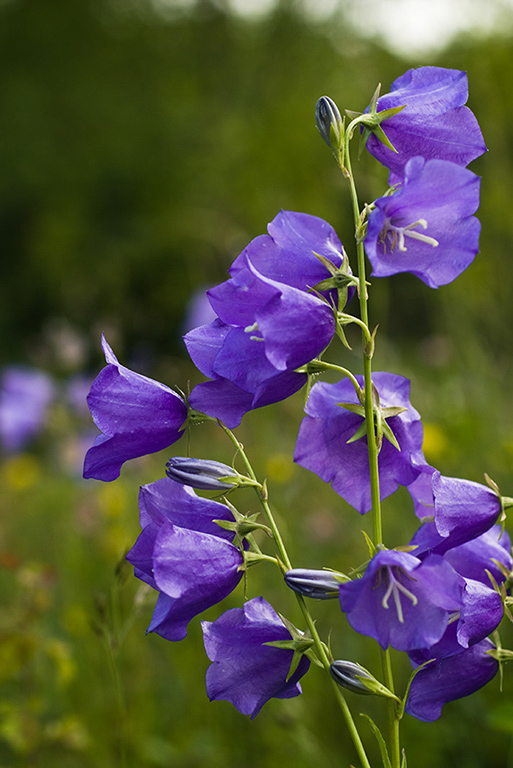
[165, 457, 238, 491]
[315, 96, 343, 150]
[330, 660, 398, 700]
[284, 568, 344, 599]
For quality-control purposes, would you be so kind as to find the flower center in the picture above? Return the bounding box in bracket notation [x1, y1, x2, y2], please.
[379, 218, 439, 254]
[380, 566, 418, 624]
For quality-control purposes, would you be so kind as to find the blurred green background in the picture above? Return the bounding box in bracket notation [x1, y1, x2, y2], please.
[2, 0, 513, 765]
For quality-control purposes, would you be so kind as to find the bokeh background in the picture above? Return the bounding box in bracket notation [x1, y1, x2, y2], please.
[2, 0, 513, 765]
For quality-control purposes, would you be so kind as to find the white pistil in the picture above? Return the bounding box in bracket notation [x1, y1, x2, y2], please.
[381, 566, 418, 624]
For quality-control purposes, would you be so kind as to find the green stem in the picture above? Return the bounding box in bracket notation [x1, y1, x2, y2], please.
[343, 121, 383, 546]
[218, 421, 372, 768]
[381, 650, 401, 768]
[344, 122, 400, 768]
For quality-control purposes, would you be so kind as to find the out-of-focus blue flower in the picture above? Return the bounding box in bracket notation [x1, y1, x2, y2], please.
[338, 549, 463, 651]
[0, 366, 55, 452]
[294, 372, 427, 514]
[182, 286, 217, 334]
[405, 638, 499, 722]
[365, 157, 481, 288]
[126, 477, 242, 641]
[185, 210, 351, 428]
[364, 66, 486, 183]
[202, 596, 310, 718]
[83, 336, 188, 481]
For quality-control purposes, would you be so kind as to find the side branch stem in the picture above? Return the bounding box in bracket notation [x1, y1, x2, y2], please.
[217, 421, 372, 768]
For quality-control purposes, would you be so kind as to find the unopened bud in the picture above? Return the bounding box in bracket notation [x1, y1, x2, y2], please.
[165, 457, 239, 491]
[330, 660, 398, 700]
[284, 568, 345, 599]
[315, 96, 343, 150]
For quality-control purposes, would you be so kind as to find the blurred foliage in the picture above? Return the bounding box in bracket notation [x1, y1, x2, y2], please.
[2, 0, 513, 766]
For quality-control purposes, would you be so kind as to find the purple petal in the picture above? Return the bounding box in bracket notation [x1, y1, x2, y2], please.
[138, 477, 234, 539]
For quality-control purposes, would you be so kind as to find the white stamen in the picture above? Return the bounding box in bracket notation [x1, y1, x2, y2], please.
[380, 218, 439, 254]
[381, 566, 418, 624]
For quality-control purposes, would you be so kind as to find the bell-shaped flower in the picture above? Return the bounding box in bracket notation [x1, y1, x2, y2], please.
[202, 596, 310, 718]
[83, 336, 187, 481]
[338, 549, 463, 652]
[431, 472, 502, 548]
[364, 156, 481, 288]
[364, 66, 486, 183]
[126, 477, 242, 641]
[185, 210, 351, 428]
[405, 638, 499, 722]
[294, 372, 426, 514]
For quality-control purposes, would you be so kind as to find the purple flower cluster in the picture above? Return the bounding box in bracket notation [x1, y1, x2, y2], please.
[80, 65, 510, 732]
[363, 67, 485, 287]
[185, 210, 351, 427]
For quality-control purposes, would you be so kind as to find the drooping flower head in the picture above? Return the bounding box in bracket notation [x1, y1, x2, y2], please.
[294, 372, 426, 514]
[405, 638, 499, 722]
[409, 472, 503, 554]
[83, 336, 187, 481]
[186, 210, 352, 428]
[202, 596, 310, 718]
[338, 549, 463, 652]
[364, 66, 486, 183]
[126, 477, 243, 641]
[365, 156, 481, 288]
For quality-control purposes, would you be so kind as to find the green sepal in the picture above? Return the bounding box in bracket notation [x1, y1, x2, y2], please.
[345, 421, 367, 445]
[486, 647, 513, 663]
[238, 551, 278, 571]
[338, 402, 366, 418]
[361, 530, 377, 559]
[381, 419, 401, 452]
[355, 673, 401, 702]
[213, 515, 272, 539]
[264, 615, 315, 681]
[401, 748, 408, 768]
[397, 658, 435, 720]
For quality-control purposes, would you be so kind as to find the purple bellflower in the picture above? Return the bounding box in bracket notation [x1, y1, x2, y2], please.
[0, 366, 55, 452]
[364, 66, 486, 183]
[185, 210, 351, 428]
[338, 549, 463, 652]
[294, 372, 426, 514]
[405, 637, 499, 722]
[202, 596, 310, 718]
[364, 156, 481, 288]
[83, 336, 188, 481]
[126, 477, 243, 641]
